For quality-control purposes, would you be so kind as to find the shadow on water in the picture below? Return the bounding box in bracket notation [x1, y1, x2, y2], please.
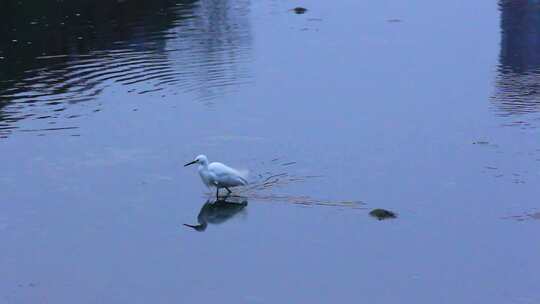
[0, 0, 252, 137]
[493, 0, 540, 116]
[183, 196, 248, 232]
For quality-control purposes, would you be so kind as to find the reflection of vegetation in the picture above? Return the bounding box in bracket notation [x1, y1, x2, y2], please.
[0, 0, 196, 134]
[499, 0, 540, 73]
[0, 0, 196, 90]
[183, 197, 248, 232]
[0, 0, 252, 137]
[493, 1, 540, 115]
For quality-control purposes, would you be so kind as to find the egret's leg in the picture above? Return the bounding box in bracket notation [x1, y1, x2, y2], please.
[216, 187, 220, 198]
[225, 187, 232, 194]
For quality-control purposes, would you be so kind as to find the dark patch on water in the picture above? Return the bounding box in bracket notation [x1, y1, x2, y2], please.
[369, 209, 397, 220]
[292, 7, 308, 14]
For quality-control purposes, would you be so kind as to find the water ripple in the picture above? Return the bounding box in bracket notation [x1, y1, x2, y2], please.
[232, 159, 365, 209]
[0, 0, 252, 137]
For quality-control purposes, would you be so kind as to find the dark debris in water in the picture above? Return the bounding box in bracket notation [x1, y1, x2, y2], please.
[369, 208, 397, 220]
[473, 141, 490, 145]
[292, 7, 308, 14]
[472, 140, 499, 148]
[18, 282, 38, 288]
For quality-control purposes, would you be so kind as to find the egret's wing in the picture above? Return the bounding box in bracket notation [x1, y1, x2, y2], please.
[209, 162, 248, 186]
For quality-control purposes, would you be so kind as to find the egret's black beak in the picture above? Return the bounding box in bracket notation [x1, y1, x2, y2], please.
[183, 223, 206, 232]
[184, 160, 197, 167]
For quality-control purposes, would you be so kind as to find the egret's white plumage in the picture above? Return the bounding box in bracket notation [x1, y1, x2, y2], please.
[184, 155, 248, 197]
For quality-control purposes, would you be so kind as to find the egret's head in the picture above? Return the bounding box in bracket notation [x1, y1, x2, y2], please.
[184, 154, 208, 167]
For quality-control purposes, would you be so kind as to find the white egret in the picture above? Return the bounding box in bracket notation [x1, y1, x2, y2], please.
[184, 155, 248, 198]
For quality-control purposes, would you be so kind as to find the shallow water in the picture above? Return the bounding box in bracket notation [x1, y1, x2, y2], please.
[1, 0, 539, 303]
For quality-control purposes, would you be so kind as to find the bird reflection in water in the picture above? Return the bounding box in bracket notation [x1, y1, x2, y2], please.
[183, 196, 248, 232]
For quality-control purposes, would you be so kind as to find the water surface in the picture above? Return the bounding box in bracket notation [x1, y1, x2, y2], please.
[1, 0, 539, 303]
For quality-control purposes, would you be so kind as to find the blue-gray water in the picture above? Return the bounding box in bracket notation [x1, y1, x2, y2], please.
[1, 0, 539, 303]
